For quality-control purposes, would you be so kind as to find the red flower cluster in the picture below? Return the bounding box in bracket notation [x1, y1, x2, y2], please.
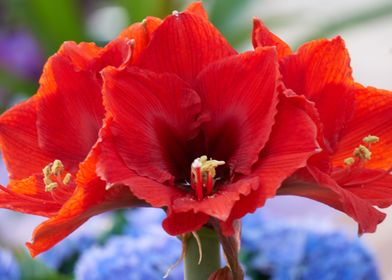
[0, 2, 391, 258]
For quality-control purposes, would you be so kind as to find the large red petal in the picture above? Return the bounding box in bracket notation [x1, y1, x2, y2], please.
[221, 94, 319, 235]
[162, 210, 209, 236]
[280, 37, 354, 151]
[172, 177, 259, 221]
[136, 12, 236, 83]
[0, 98, 52, 179]
[196, 47, 280, 175]
[332, 167, 392, 208]
[96, 118, 184, 208]
[102, 66, 201, 183]
[36, 40, 131, 172]
[26, 149, 142, 257]
[252, 17, 292, 59]
[280, 166, 386, 234]
[332, 86, 392, 170]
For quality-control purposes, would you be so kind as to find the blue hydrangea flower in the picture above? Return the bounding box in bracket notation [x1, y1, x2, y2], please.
[75, 235, 182, 280]
[241, 209, 380, 280]
[75, 208, 182, 280]
[39, 214, 114, 270]
[0, 249, 20, 280]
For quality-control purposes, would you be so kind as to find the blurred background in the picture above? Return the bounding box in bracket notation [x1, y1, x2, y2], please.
[0, 0, 391, 279]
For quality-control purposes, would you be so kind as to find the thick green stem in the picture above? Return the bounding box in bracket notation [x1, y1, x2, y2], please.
[184, 227, 221, 280]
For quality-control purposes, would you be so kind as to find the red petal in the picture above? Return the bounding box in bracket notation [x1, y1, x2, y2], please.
[332, 86, 392, 170]
[172, 177, 259, 221]
[252, 17, 292, 59]
[196, 47, 280, 175]
[36, 40, 131, 171]
[221, 94, 319, 234]
[136, 12, 236, 83]
[280, 37, 354, 151]
[162, 210, 209, 236]
[102, 66, 201, 183]
[0, 176, 63, 217]
[281, 36, 353, 96]
[280, 166, 386, 234]
[333, 167, 392, 208]
[186, 1, 208, 19]
[118, 16, 162, 63]
[26, 149, 141, 257]
[0, 98, 52, 179]
[96, 118, 184, 208]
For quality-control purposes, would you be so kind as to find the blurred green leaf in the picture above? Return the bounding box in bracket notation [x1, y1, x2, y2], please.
[296, 3, 392, 47]
[6, 0, 84, 55]
[16, 249, 72, 280]
[0, 68, 37, 96]
[116, 0, 176, 22]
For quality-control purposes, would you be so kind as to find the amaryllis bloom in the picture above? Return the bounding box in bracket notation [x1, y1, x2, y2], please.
[95, 5, 319, 240]
[0, 36, 142, 256]
[252, 18, 392, 233]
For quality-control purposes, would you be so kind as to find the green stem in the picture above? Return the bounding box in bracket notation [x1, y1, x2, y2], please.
[184, 227, 221, 280]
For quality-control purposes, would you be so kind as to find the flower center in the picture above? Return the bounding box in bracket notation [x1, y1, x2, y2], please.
[42, 160, 72, 192]
[190, 155, 225, 201]
[343, 135, 380, 167]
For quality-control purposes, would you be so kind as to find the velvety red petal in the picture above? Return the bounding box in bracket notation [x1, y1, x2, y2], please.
[26, 149, 142, 257]
[252, 17, 292, 59]
[118, 16, 162, 63]
[332, 167, 392, 208]
[136, 12, 236, 83]
[0, 98, 52, 179]
[162, 210, 209, 236]
[196, 47, 279, 175]
[172, 177, 259, 221]
[0, 176, 63, 217]
[96, 118, 184, 208]
[332, 86, 392, 170]
[185, 1, 209, 19]
[102, 66, 201, 183]
[36, 40, 131, 172]
[280, 36, 353, 97]
[221, 94, 319, 235]
[280, 37, 355, 151]
[280, 166, 386, 234]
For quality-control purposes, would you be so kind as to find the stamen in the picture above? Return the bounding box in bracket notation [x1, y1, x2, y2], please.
[353, 145, 372, 161]
[363, 135, 380, 144]
[191, 155, 225, 200]
[344, 157, 355, 166]
[172, 10, 179, 16]
[42, 160, 72, 192]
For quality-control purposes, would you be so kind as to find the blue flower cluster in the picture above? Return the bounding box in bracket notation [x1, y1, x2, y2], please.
[39, 214, 114, 270]
[74, 208, 183, 280]
[0, 249, 20, 280]
[241, 209, 380, 280]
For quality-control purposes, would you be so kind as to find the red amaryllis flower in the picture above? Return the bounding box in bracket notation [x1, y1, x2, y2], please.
[0, 37, 143, 256]
[253, 18, 392, 234]
[0, 2, 249, 257]
[95, 5, 319, 241]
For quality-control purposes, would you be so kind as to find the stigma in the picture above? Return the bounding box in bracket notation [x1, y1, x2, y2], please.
[42, 160, 72, 192]
[190, 155, 225, 201]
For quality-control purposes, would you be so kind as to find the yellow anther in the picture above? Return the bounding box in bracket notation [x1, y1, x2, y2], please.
[193, 155, 225, 178]
[44, 177, 53, 186]
[45, 182, 58, 192]
[42, 165, 51, 178]
[62, 173, 72, 185]
[353, 145, 372, 160]
[344, 157, 355, 166]
[363, 135, 380, 144]
[51, 160, 64, 175]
